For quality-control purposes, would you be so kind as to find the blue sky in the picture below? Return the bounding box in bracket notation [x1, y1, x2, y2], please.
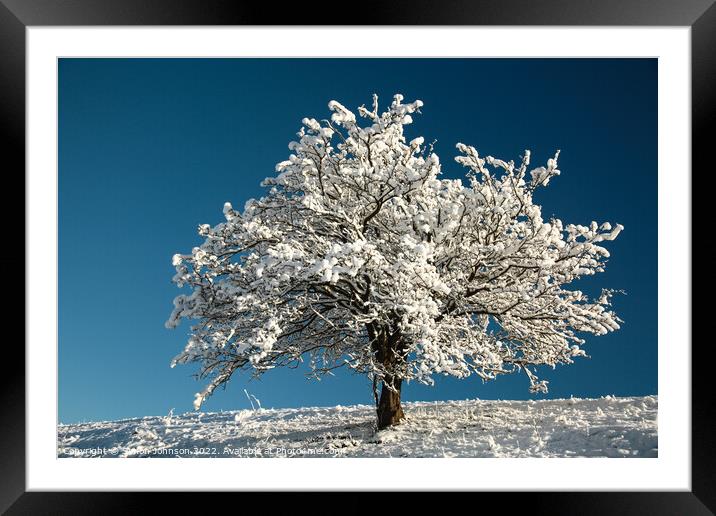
[59, 58, 657, 424]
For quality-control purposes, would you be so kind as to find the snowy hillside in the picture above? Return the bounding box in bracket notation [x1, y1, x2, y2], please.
[58, 395, 657, 458]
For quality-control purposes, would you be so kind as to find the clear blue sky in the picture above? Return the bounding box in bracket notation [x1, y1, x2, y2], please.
[58, 58, 657, 424]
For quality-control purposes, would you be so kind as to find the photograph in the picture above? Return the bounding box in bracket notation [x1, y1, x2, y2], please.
[5, 4, 707, 510]
[56, 57, 658, 459]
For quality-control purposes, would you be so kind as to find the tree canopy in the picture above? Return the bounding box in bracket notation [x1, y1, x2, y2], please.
[167, 94, 623, 425]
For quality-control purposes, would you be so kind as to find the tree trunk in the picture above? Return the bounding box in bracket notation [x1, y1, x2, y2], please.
[368, 321, 406, 430]
[376, 375, 405, 429]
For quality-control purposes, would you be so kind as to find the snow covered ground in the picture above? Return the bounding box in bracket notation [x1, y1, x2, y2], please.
[58, 395, 657, 458]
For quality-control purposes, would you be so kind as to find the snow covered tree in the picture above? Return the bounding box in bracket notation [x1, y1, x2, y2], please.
[167, 94, 623, 429]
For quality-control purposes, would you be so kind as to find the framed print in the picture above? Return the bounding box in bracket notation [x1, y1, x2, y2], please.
[3, 0, 710, 513]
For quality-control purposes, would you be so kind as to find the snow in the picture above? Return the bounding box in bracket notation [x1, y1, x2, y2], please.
[58, 395, 657, 458]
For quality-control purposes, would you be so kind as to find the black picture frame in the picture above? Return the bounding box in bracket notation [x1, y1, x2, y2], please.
[2, 1, 708, 513]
